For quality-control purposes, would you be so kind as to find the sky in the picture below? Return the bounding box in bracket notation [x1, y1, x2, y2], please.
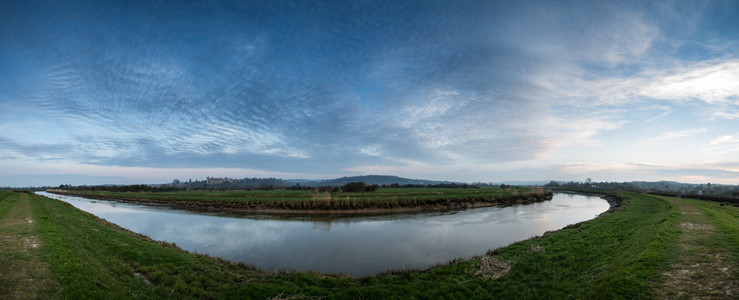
[1, 0, 738, 187]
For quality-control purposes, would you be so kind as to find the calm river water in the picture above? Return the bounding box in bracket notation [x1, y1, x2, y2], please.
[36, 191, 608, 276]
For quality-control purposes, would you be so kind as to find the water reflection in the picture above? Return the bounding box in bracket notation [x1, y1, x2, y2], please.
[36, 191, 608, 276]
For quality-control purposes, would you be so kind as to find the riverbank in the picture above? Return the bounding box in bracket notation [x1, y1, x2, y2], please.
[39, 191, 607, 276]
[46, 187, 553, 214]
[5, 190, 731, 298]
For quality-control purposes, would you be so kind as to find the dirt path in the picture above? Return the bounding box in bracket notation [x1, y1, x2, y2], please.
[656, 197, 737, 299]
[0, 193, 59, 299]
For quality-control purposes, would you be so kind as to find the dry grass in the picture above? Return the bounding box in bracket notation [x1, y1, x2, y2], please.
[528, 245, 545, 254]
[475, 256, 512, 280]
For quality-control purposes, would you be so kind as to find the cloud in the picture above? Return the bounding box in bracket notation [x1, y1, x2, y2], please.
[554, 161, 640, 175]
[541, 108, 627, 149]
[535, 59, 739, 109]
[1, 0, 697, 172]
[647, 128, 708, 142]
[551, 160, 739, 184]
[641, 60, 739, 103]
[500, 1, 660, 67]
[2, 0, 739, 186]
[639, 105, 673, 123]
[655, 168, 739, 181]
[711, 106, 739, 120]
[0, 137, 71, 161]
[710, 135, 739, 145]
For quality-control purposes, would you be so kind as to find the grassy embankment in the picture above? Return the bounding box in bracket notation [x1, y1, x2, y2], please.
[654, 196, 738, 298]
[0, 191, 59, 298]
[3, 191, 732, 298]
[48, 187, 552, 212]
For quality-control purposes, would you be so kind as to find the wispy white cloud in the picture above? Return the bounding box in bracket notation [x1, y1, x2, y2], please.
[710, 134, 739, 145]
[710, 105, 739, 120]
[640, 105, 673, 123]
[534, 59, 739, 110]
[550, 160, 739, 184]
[647, 128, 707, 143]
[554, 161, 641, 174]
[544, 109, 627, 148]
[641, 60, 739, 103]
[504, 3, 659, 66]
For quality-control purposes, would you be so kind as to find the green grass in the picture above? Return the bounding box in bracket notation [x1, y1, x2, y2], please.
[652, 196, 738, 298]
[2, 191, 696, 298]
[682, 198, 739, 270]
[50, 187, 552, 211]
[0, 192, 60, 298]
[31, 191, 343, 299]
[328, 192, 681, 299]
[689, 199, 739, 255]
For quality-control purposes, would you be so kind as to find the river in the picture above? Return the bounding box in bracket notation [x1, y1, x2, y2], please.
[36, 191, 608, 276]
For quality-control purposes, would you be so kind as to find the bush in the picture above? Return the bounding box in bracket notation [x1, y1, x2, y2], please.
[341, 182, 367, 193]
[340, 182, 379, 192]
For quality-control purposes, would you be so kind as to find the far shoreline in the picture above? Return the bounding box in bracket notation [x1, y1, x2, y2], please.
[44, 188, 555, 215]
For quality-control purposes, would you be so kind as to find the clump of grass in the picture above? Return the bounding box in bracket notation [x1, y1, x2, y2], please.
[475, 256, 512, 279]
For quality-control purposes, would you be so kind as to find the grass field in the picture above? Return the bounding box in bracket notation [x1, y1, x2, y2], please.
[3, 191, 734, 298]
[48, 187, 552, 212]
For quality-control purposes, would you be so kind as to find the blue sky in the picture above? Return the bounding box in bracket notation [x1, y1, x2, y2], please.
[1, 0, 738, 187]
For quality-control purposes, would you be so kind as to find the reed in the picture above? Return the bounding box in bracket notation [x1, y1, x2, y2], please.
[49, 187, 554, 213]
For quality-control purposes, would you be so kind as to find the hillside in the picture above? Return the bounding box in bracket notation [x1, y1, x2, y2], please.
[296, 175, 456, 187]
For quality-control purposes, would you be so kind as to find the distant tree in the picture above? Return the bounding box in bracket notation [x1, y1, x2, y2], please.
[365, 184, 380, 192]
[341, 182, 367, 193]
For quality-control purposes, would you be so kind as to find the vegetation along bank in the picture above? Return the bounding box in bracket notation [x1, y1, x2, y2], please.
[46, 186, 553, 214]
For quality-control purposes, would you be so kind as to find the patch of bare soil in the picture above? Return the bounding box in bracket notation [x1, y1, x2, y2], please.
[656, 198, 737, 299]
[475, 256, 512, 280]
[0, 193, 59, 299]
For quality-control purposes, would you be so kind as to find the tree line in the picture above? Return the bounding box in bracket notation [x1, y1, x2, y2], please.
[55, 181, 482, 193]
[545, 179, 739, 204]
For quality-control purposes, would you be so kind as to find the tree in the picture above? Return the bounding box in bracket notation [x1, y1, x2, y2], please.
[341, 182, 367, 193]
[545, 181, 559, 187]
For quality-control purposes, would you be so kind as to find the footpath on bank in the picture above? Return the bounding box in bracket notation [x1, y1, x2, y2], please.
[0, 192, 59, 298]
[654, 196, 738, 299]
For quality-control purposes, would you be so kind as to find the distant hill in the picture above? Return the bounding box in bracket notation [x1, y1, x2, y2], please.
[293, 175, 457, 187]
[488, 181, 550, 186]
